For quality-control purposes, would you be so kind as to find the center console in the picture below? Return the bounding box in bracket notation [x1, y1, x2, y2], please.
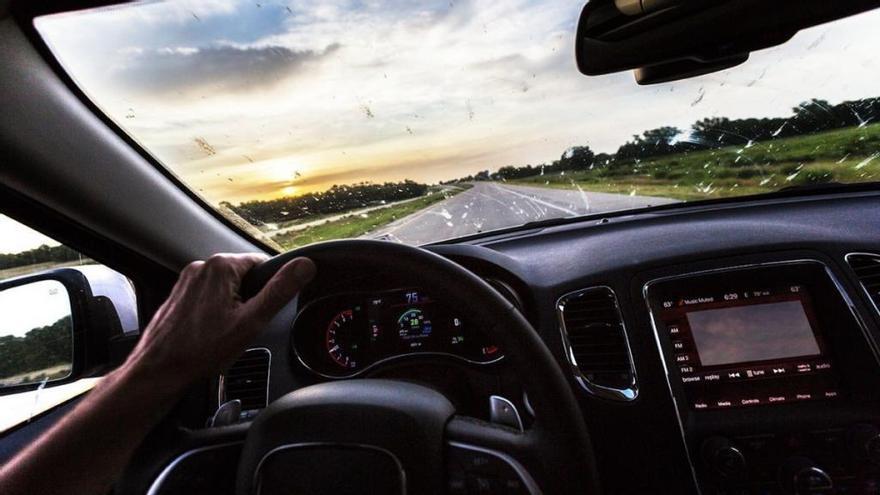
[646, 259, 880, 494]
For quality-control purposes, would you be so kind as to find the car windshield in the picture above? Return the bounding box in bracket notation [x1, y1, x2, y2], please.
[35, 1, 879, 249]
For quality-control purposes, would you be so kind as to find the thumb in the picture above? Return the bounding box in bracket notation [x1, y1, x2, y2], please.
[243, 257, 317, 323]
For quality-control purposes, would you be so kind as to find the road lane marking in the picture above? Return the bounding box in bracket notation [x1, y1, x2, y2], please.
[492, 184, 579, 216]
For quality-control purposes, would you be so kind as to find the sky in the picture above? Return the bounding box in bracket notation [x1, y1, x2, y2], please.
[32, 0, 880, 205]
[0, 215, 60, 254]
[0, 279, 71, 338]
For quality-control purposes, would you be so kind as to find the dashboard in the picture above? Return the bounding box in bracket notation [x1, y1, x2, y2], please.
[137, 191, 880, 495]
[292, 288, 502, 378]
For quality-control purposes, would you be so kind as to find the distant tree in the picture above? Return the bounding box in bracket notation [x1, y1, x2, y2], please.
[0, 316, 72, 380]
[0, 244, 81, 270]
[557, 146, 595, 171]
[474, 170, 491, 181]
[616, 126, 695, 160]
[229, 181, 429, 225]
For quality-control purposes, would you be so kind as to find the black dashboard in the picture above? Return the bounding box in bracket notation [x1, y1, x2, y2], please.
[136, 190, 880, 495]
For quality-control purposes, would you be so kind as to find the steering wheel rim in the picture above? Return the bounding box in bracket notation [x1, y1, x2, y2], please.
[239, 240, 599, 494]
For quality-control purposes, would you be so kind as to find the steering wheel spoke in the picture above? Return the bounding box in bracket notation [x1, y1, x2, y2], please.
[444, 416, 543, 494]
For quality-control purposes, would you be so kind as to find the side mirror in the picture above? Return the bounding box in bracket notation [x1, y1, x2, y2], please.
[575, 0, 880, 84]
[0, 267, 138, 396]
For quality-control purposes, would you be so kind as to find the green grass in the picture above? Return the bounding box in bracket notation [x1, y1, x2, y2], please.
[512, 124, 880, 201]
[273, 188, 464, 249]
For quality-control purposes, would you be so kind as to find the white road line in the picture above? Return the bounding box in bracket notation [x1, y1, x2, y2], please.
[492, 184, 579, 216]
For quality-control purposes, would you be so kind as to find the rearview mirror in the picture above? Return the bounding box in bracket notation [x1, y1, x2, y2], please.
[575, 0, 880, 84]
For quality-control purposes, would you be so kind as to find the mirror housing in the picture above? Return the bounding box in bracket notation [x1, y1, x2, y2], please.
[0, 267, 137, 395]
[575, 0, 880, 84]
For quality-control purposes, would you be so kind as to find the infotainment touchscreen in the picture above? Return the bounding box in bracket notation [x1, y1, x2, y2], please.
[653, 284, 839, 410]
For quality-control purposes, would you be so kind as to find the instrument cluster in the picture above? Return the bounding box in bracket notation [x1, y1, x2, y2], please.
[292, 288, 503, 378]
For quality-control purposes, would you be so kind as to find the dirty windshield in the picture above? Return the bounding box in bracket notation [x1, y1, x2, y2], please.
[35, 2, 880, 249]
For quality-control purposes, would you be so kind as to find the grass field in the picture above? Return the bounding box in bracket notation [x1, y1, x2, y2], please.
[273, 187, 465, 249]
[511, 124, 880, 201]
[0, 259, 95, 281]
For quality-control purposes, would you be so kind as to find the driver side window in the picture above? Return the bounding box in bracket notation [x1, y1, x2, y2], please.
[0, 214, 137, 434]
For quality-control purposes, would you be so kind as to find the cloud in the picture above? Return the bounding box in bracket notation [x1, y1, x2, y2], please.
[35, 0, 880, 207]
[110, 43, 341, 96]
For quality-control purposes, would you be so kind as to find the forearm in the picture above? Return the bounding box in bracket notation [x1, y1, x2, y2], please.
[0, 255, 314, 495]
[0, 359, 183, 495]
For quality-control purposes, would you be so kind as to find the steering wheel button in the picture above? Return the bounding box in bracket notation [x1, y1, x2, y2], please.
[447, 476, 467, 494]
[467, 473, 499, 493]
[502, 477, 528, 494]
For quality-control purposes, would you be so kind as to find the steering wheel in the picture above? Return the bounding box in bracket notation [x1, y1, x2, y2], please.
[237, 240, 599, 494]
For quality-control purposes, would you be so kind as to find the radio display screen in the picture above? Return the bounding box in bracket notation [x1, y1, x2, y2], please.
[654, 285, 839, 410]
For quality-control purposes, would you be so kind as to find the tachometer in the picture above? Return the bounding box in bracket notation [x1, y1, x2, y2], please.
[325, 309, 364, 369]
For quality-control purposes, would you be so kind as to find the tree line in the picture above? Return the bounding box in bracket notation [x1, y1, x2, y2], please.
[448, 96, 879, 182]
[0, 244, 83, 271]
[0, 316, 72, 383]
[225, 180, 429, 226]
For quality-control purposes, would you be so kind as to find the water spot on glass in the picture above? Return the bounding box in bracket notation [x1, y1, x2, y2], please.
[855, 153, 879, 170]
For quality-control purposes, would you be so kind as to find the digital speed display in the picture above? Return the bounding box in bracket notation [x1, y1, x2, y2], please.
[653, 285, 839, 410]
[294, 288, 501, 377]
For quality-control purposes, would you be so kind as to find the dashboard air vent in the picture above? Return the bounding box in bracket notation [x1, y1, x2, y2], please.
[846, 253, 880, 312]
[220, 348, 271, 412]
[557, 287, 637, 401]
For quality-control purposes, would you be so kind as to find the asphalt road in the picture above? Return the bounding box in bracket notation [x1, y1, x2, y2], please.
[365, 182, 678, 244]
